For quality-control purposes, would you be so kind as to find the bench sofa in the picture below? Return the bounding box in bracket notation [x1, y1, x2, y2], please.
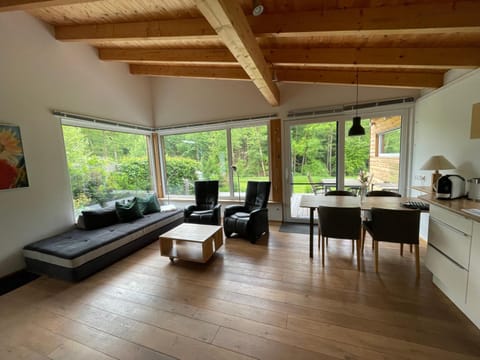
[23, 209, 183, 281]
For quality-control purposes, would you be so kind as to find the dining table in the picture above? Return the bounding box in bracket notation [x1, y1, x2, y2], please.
[299, 194, 420, 258]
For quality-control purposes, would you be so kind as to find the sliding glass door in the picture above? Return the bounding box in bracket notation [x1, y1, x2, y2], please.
[285, 109, 410, 222]
[287, 119, 337, 219]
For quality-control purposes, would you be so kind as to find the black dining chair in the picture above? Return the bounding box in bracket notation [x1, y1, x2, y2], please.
[184, 180, 221, 225]
[366, 190, 401, 197]
[325, 190, 356, 196]
[323, 189, 357, 249]
[317, 206, 362, 270]
[363, 189, 402, 250]
[363, 207, 421, 278]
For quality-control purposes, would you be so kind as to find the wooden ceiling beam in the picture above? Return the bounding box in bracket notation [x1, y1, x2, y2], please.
[129, 64, 444, 88]
[99, 47, 480, 69]
[195, 0, 279, 106]
[0, 0, 99, 12]
[130, 64, 249, 81]
[276, 69, 445, 89]
[99, 48, 237, 65]
[250, 1, 480, 37]
[267, 47, 480, 69]
[55, 1, 480, 41]
[56, 17, 216, 41]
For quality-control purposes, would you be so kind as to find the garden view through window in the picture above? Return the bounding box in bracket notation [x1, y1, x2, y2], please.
[62, 125, 154, 216]
[162, 124, 269, 198]
[288, 115, 402, 220]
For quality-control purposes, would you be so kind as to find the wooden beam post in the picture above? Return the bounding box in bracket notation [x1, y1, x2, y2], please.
[195, 0, 280, 106]
[269, 119, 283, 206]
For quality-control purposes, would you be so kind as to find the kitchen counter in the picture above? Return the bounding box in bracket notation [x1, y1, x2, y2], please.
[418, 193, 480, 222]
[421, 193, 480, 329]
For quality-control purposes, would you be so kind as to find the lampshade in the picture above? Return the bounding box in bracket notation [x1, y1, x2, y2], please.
[420, 155, 455, 171]
[348, 116, 365, 136]
[348, 70, 365, 136]
[420, 155, 455, 190]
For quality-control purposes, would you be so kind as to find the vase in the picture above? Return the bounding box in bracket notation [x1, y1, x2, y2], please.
[360, 185, 367, 202]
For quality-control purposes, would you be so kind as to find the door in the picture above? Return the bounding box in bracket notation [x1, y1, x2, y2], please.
[285, 109, 410, 222]
[286, 119, 338, 221]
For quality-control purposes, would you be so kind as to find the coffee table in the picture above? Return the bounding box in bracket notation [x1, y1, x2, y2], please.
[159, 223, 223, 263]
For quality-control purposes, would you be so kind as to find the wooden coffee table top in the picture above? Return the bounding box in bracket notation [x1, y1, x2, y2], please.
[160, 223, 222, 243]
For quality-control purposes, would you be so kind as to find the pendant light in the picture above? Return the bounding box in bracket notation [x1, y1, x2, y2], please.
[348, 69, 365, 136]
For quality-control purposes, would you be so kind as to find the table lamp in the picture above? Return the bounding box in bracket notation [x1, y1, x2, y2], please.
[420, 155, 455, 190]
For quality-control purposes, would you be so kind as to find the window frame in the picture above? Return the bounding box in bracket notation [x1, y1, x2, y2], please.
[60, 117, 157, 214]
[377, 127, 401, 158]
[157, 119, 271, 199]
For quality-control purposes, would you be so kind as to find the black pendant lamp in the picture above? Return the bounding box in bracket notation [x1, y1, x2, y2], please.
[348, 70, 365, 136]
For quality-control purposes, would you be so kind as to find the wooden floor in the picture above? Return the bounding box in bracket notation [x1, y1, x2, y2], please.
[2, 224, 480, 360]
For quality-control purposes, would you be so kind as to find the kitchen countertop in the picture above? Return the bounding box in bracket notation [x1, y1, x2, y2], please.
[418, 193, 480, 222]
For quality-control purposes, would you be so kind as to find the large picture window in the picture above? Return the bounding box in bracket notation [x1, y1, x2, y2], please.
[62, 125, 154, 216]
[161, 123, 269, 198]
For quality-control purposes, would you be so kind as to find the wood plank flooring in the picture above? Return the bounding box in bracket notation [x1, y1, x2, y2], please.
[1, 223, 480, 359]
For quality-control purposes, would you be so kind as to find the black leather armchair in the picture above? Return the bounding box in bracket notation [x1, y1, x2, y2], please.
[223, 181, 271, 243]
[184, 180, 221, 225]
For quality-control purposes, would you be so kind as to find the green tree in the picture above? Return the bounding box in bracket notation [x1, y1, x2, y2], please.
[165, 156, 199, 194]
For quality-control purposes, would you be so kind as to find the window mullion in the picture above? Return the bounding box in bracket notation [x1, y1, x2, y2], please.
[226, 127, 234, 199]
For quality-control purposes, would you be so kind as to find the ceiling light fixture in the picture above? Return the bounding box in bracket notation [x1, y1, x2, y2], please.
[348, 69, 365, 136]
[252, 0, 264, 16]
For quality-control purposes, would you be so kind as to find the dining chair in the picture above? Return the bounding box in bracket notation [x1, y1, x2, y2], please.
[317, 206, 362, 270]
[363, 207, 421, 278]
[325, 190, 356, 196]
[366, 190, 401, 197]
[307, 173, 323, 195]
[324, 190, 356, 250]
[363, 189, 402, 251]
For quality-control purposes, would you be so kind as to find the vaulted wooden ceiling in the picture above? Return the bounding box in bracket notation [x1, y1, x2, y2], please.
[3, 0, 480, 105]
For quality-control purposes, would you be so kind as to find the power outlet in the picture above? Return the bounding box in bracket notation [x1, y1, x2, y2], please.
[415, 174, 426, 184]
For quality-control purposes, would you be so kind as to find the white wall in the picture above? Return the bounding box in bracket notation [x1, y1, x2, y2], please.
[0, 12, 153, 277]
[152, 77, 420, 127]
[412, 70, 480, 186]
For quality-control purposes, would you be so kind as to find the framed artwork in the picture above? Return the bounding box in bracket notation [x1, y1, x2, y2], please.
[0, 124, 29, 190]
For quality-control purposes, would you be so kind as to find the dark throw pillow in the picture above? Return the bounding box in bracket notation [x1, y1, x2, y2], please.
[81, 207, 118, 230]
[136, 194, 161, 214]
[115, 198, 144, 222]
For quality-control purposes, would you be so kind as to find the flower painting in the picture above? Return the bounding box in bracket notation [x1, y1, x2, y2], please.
[0, 125, 29, 190]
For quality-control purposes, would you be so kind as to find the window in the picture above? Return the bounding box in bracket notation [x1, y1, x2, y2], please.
[378, 128, 401, 156]
[161, 123, 269, 198]
[62, 125, 154, 216]
[162, 130, 227, 195]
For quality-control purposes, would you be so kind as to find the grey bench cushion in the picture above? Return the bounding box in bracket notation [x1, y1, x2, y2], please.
[23, 209, 183, 281]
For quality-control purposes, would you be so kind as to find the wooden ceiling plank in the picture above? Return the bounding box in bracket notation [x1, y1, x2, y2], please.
[130, 64, 249, 81]
[195, 0, 279, 106]
[0, 0, 99, 12]
[99, 47, 480, 69]
[276, 69, 444, 88]
[55, 1, 480, 41]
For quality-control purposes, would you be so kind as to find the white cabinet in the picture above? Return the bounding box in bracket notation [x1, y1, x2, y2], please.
[466, 222, 480, 328]
[425, 204, 473, 306]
